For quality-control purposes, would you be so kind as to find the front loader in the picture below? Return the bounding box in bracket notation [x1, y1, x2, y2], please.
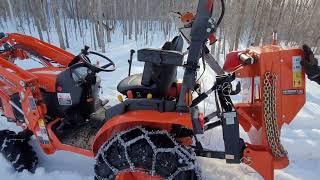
[0, 0, 306, 180]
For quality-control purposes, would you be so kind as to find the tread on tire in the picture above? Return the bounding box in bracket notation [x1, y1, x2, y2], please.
[94, 127, 201, 180]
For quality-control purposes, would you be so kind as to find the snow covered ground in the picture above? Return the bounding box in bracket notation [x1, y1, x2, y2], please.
[0, 26, 319, 180]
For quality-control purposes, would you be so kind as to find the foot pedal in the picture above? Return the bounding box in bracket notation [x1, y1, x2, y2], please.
[95, 99, 109, 111]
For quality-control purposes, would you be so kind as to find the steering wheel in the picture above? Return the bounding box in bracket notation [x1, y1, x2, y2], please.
[78, 46, 116, 73]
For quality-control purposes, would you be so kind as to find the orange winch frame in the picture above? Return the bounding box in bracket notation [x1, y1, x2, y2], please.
[224, 45, 305, 180]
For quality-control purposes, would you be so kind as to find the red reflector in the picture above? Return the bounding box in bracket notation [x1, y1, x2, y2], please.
[199, 113, 204, 129]
[57, 86, 62, 92]
[127, 90, 134, 99]
[208, 33, 217, 45]
[87, 98, 94, 102]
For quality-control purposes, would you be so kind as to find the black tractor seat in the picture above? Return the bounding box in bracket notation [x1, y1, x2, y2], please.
[117, 73, 157, 95]
[117, 36, 184, 98]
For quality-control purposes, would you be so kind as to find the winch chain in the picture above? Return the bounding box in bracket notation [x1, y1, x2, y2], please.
[263, 72, 287, 158]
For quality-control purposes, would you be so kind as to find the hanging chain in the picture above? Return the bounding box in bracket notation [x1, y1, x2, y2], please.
[263, 72, 287, 158]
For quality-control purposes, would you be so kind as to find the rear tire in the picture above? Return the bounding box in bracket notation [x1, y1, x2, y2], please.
[0, 130, 38, 173]
[94, 127, 201, 180]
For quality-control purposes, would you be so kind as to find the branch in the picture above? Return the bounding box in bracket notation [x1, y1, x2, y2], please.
[98, 21, 115, 32]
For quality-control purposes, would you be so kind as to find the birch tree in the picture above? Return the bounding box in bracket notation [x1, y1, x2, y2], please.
[51, 0, 66, 49]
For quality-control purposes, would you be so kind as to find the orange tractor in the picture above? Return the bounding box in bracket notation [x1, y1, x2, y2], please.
[0, 0, 306, 180]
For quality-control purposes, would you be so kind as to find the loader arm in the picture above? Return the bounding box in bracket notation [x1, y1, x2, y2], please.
[0, 33, 75, 67]
[0, 56, 42, 126]
[0, 55, 56, 153]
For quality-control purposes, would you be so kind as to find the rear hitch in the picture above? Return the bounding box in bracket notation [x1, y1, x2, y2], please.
[194, 111, 245, 164]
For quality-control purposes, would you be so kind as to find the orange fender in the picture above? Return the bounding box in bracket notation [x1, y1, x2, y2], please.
[92, 110, 193, 155]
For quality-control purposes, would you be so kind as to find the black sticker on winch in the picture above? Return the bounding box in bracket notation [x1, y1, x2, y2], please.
[282, 89, 304, 95]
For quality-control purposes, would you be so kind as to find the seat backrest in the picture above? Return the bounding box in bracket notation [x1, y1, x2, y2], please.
[171, 35, 184, 52]
[141, 36, 184, 97]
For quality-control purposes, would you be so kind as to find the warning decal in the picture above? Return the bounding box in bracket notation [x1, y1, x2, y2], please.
[28, 97, 37, 111]
[283, 89, 304, 95]
[37, 119, 50, 144]
[57, 93, 72, 105]
[292, 56, 302, 88]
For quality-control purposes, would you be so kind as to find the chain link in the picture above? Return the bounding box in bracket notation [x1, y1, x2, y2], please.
[263, 72, 287, 158]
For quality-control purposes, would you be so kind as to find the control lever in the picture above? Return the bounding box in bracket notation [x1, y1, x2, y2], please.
[81, 45, 90, 55]
[0, 42, 14, 53]
[128, 49, 135, 76]
[0, 32, 6, 39]
[68, 45, 90, 67]
[230, 82, 241, 95]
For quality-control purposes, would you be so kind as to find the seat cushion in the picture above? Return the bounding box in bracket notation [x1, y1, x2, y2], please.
[117, 74, 156, 95]
[117, 36, 183, 97]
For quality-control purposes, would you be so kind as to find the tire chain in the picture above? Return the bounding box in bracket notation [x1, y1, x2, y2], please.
[263, 72, 287, 158]
[95, 127, 202, 180]
[0, 130, 38, 172]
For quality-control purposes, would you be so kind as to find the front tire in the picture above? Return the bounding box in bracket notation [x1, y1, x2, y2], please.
[0, 130, 38, 173]
[94, 127, 201, 180]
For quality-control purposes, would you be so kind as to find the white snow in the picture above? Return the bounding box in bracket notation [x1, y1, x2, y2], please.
[0, 24, 319, 180]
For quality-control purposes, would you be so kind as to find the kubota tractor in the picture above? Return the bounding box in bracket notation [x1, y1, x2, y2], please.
[0, 0, 306, 180]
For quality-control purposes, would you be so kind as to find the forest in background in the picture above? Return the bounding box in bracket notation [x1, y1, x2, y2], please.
[0, 0, 319, 59]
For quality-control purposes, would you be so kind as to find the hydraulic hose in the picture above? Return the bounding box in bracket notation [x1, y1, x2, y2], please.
[216, 0, 225, 27]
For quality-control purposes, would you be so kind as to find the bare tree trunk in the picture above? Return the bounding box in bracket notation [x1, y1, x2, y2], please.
[246, 0, 262, 47]
[25, 1, 32, 34]
[217, 24, 223, 62]
[35, 19, 44, 41]
[305, 0, 319, 45]
[234, 0, 247, 50]
[95, 0, 105, 52]
[64, 18, 70, 49]
[29, 0, 44, 41]
[273, 0, 286, 32]
[129, 19, 133, 40]
[106, 22, 112, 43]
[134, 0, 138, 41]
[42, 0, 51, 43]
[145, 21, 149, 44]
[211, 43, 216, 57]
[62, 1, 70, 49]
[6, 0, 14, 20]
[286, 1, 301, 45]
[253, 0, 268, 45]
[95, 23, 101, 48]
[101, 21, 113, 43]
[92, 23, 97, 50]
[75, 0, 83, 38]
[51, 0, 66, 49]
